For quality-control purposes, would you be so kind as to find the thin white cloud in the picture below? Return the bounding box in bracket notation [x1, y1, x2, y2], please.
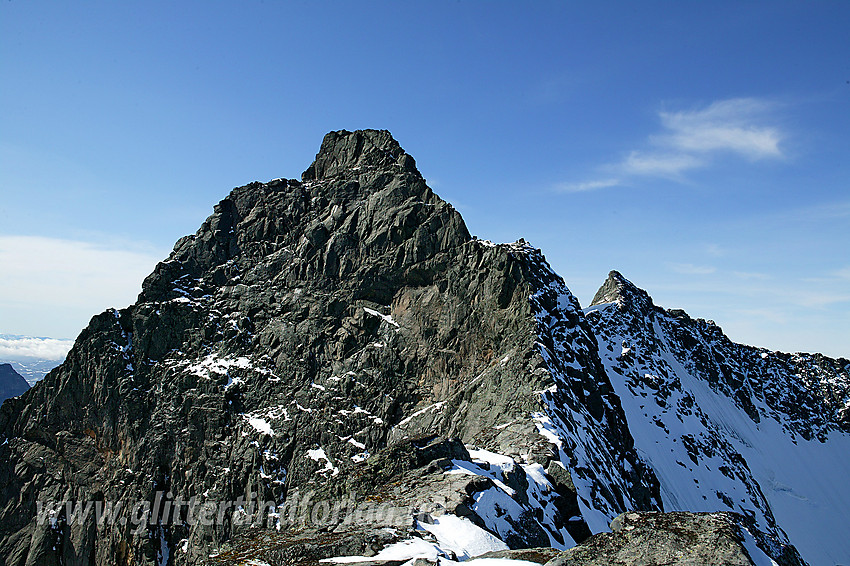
[732, 308, 788, 325]
[705, 244, 725, 258]
[0, 236, 165, 335]
[796, 292, 850, 308]
[557, 97, 786, 191]
[668, 262, 716, 275]
[656, 98, 783, 159]
[554, 178, 621, 193]
[733, 271, 771, 280]
[621, 151, 703, 177]
[801, 266, 850, 285]
[0, 336, 73, 361]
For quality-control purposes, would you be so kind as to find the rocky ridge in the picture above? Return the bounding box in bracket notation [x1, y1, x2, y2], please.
[584, 271, 849, 566]
[0, 130, 845, 566]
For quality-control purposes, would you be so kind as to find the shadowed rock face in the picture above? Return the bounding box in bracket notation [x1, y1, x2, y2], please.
[0, 130, 831, 566]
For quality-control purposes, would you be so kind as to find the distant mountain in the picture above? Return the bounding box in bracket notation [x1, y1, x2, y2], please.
[0, 363, 30, 402]
[0, 359, 62, 386]
[0, 334, 72, 385]
[0, 130, 846, 566]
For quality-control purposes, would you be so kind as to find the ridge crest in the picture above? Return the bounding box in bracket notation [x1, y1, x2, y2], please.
[590, 270, 654, 313]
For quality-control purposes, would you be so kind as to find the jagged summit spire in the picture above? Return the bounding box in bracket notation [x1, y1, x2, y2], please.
[140, 128, 468, 303]
[590, 270, 655, 313]
[302, 129, 419, 181]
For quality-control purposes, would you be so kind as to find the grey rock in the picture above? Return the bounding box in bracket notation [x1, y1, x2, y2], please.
[476, 548, 563, 563]
[1, 130, 613, 564]
[544, 512, 803, 566]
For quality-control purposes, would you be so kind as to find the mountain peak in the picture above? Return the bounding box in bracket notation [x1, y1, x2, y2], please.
[590, 270, 654, 313]
[302, 129, 419, 181]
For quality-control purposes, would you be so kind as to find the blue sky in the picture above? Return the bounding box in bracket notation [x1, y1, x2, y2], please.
[1, 1, 848, 358]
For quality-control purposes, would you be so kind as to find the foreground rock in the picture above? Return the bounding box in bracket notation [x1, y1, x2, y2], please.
[544, 512, 803, 566]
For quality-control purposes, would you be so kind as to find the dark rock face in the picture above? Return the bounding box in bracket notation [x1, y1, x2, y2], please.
[0, 131, 838, 566]
[0, 364, 29, 403]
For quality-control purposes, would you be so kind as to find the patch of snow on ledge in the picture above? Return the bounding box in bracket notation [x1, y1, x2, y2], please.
[307, 448, 339, 476]
[363, 307, 400, 330]
[247, 417, 273, 436]
[417, 514, 508, 559]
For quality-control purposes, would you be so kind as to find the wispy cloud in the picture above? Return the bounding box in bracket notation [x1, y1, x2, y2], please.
[553, 178, 621, 193]
[558, 97, 786, 190]
[732, 308, 788, 325]
[656, 98, 783, 159]
[705, 244, 725, 258]
[733, 271, 771, 280]
[668, 262, 716, 275]
[621, 151, 703, 177]
[796, 292, 850, 308]
[0, 336, 73, 361]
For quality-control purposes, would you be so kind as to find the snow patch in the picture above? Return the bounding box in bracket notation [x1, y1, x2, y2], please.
[417, 514, 508, 559]
[321, 537, 441, 563]
[246, 417, 273, 436]
[363, 307, 400, 330]
[444, 445, 575, 550]
[397, 401, 445, 427]
[307, 448, 339, 477]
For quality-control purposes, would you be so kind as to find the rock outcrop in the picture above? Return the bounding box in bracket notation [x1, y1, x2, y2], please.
[544, 512, 798, 566]
[1, 130, 649, 565]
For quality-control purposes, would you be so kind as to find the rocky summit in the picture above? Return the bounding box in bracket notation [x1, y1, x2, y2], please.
[1, 130, 848, 566]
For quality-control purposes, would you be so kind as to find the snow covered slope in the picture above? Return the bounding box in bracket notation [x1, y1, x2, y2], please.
[582, 271, 850, 566]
